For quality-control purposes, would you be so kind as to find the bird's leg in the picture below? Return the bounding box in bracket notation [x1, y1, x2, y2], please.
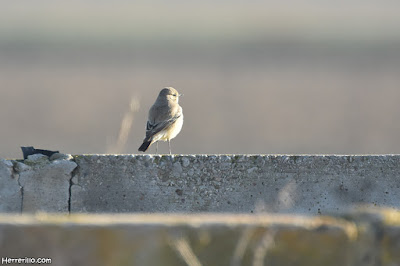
[168, 140, 171, 155]
[156, 142, 158, 154]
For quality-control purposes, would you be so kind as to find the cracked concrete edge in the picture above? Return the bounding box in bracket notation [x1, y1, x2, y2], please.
[0, 154, 78, 213]
[69, 164, 80, 213]
[0, 159, 21, 212]
[16, 167, 23, 213]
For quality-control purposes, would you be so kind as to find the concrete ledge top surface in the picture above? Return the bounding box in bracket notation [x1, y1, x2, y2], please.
[72, 154, 400, 157]
[4, 153, 400, 162]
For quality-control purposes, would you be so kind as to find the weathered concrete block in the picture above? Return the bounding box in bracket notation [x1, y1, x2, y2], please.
[1, 154, 400, 214]
[0, 210, 399, 266]
[71, 155, 400, 214]
[0, 159, 21, 212]
[18, 154, 77, 213]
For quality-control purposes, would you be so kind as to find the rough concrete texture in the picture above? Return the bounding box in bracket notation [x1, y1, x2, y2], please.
[0, 209, 399, 266]
[17, 154, 77, 213]
[1, 154, 399, 214]
[71, 155, 400, 214]
[0, 159, 21, 212]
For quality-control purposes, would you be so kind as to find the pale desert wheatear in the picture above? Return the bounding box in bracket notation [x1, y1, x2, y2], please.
[138, 87, 183, 154]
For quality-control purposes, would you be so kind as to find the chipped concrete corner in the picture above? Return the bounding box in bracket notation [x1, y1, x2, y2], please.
[0, 154, 400, 214]
[0, 159, 21, 212]
[1, 154, 77, 213]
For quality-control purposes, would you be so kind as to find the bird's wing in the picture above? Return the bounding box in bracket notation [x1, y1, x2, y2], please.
[146, 121, 155, 131]
[145, 114, 182, 139]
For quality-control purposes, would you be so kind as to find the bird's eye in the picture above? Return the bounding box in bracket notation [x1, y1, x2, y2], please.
[173, 94, 177, 96]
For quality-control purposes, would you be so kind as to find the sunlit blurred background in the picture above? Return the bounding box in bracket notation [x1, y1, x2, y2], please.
[1, 0, 400, 158]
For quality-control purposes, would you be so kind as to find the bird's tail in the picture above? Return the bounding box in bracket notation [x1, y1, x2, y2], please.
[138, 139, 152, 152]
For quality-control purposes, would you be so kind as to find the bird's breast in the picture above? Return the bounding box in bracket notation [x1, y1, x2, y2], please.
[164, 114, 183, 141]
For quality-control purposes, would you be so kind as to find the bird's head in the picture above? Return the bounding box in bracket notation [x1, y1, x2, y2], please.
[159, 87, 182, 103]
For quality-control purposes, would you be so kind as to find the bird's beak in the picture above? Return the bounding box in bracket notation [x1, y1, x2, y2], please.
[179, 93, 184, 97]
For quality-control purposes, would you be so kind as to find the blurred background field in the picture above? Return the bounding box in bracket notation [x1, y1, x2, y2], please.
[1, 0, 400, 158]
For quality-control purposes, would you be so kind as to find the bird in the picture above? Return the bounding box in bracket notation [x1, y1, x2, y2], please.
[138, 87, 183, 154]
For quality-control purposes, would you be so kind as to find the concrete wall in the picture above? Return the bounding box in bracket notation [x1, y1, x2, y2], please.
[0, 209, 399, 266]
[1, 154, 399, 214]
[1, 154, 400, 265]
